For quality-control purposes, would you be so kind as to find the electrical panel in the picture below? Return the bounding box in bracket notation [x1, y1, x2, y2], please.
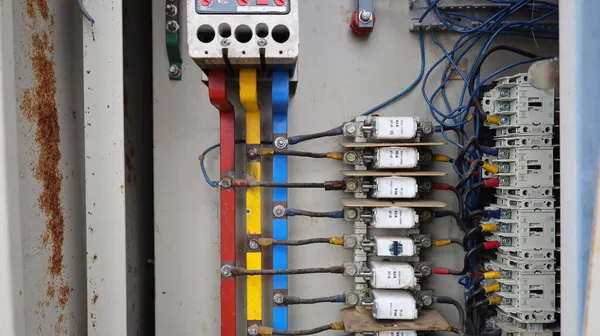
[186, 1, 560, 334]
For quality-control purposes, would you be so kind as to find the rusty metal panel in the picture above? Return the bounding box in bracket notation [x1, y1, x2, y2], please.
[13, 0, 87, 334]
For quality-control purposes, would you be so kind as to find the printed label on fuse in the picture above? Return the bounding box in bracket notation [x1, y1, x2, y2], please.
[379, 331, 418, 336]
[372, 117, 418, 140]
[371, 207, 418, 229]
[370, 262, 417, 289]
[372, 290, 418, 320]
[373, 147, 419, 169]
[374, 236, 416, 257]
[372, 177, 418, 198]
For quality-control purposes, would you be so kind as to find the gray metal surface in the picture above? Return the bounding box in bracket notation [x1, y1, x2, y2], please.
[0, 0, 26, 334]
[154, 0, 558, 334]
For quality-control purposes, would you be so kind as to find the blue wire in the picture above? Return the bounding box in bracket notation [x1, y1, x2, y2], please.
[78, 0, 95, 24]
[362, 28, 426, 116]
[199, 143, 220, 188]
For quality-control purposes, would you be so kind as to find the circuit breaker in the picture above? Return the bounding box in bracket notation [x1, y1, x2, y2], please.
[187, 0, 299, 74]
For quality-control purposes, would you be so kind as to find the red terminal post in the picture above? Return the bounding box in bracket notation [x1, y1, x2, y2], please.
[350, 11, 376, 36]
[200, 0, 211, 5]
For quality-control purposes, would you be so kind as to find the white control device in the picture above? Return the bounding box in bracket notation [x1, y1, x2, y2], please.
[371, 177, 419, 199]
[371, 207, 419, 229]
[371, 289, 418, 320]
[369, 261, 417, 289]
[372, 147, 419, 169]
[372, 117, 419, 140]
[373, 236, 417, 257]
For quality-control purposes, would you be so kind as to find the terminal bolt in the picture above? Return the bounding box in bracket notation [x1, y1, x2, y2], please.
[345, 179, 359, 192]
[248, 148, 259, 159]
[343, 235, 358, 249]
[500, 116, 510, 125]
[273, 205, 286, 218]
[359, 10, 373, 23]
[343, 262, 359, 277]
[345, 208, 358, 220]
[168, 64, 182, 79]
[221, 265, 233, 277]
[257, 38, 267, 47]
[344, 151, 359, 164]
[248, 239, 259, 250]
[247, 324, 259, 336]
[346, 292, 360, 306]
[273, 293, 285, 305]
[165, 4, 178, 16]
[499, 88, 510, 98]
[343, 123, 358, 136]
[274, 137, 288, 149]
[166, 20, 180, 33]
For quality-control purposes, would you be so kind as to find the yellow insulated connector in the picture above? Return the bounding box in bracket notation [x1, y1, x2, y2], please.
[258, 148, 275, 156]
[258, 327, 273, 335]
[435, 239, 452, 247]
[486, 115, 502, 125]
[326, 152, 344, 160]
[329, 237, 345, 245]
[488, 295, 503, 305]
[331, 322, 345, 330]
[484, 270, 502, 279]
[481, 162, 499, 174]
[483, 282, 501, 294]
[257, 238, 274, 247]
[480, 223, 498, 232]
[434, 154, 452, 162]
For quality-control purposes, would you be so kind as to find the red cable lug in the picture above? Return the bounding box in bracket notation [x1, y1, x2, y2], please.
[483, 241, 501, 250]
[350, 11, 376, 36]
[231, 179, 248, 188]
[209, 70, 237, 336]
[433, 183, 450, 190]
[483, 178, 500, 188]
[433, 267, 450, 275]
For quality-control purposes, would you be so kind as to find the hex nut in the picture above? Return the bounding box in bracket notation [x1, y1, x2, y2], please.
[273, 205, 286, 218]
[166, 20, 180, 33]
[169, 64, 182, 78]
[346, 293, 359, 306]
[344, 151, 358, 164]
[345, 208, 358, 220]
[345, 179, 358, 192]
[344, 236, 358, 249]
[221, 265, 233, 277]
[247, 325, 259, 336]
[344, 123, 357, 136]
[249, 240, 259, 250]
[344, 263, 358, 277]
[273, 293, 284, 304]
[274, 137, 288, 149]
[421, 123, 434, 135]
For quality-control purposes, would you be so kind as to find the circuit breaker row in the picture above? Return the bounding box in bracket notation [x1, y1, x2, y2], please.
[480, 73, 559, 336]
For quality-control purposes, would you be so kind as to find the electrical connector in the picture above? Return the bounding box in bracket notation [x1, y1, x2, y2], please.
[480, 223, 498, 232]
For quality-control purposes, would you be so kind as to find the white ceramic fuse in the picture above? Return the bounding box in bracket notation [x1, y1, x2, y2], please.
[371, 207, 419, 229]
[373, 236, 417, 257]
[372, 147, 419, 169]
[371, 177, 419, 199]
[371, 289, 418, 320]
[369, 261, 417, 289]
[377, 331, 418, 336]
[372, 117, 419, 140]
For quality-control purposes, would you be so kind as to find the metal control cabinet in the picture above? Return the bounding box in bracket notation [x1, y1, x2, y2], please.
[0, 1, 583, 336]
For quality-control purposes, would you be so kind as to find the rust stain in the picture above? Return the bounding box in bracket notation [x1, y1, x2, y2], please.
[58, 283, 70, 310]
[18, 290, 23, 296]
[46, 282, 55, 299]
[91, 292, 98, 304]
[23, 3, 70, 329]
